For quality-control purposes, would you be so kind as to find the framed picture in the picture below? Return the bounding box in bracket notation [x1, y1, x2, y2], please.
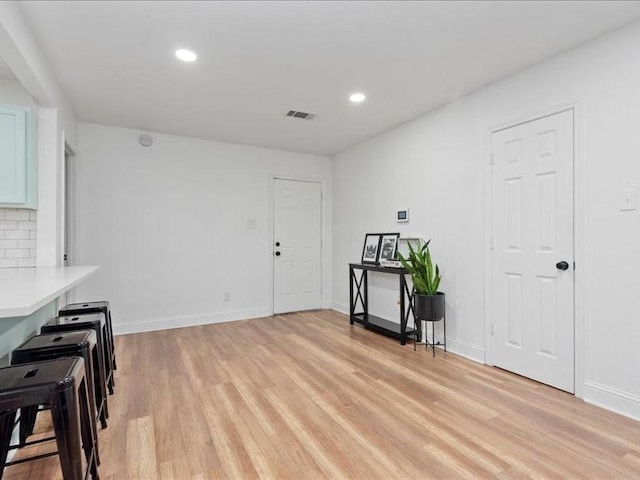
[397, 237, 423, 259]
[379, 233, 400, 262]
[361, 234, 382, 264]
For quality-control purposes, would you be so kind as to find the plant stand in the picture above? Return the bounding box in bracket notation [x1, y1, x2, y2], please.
[414, 309, 446, 357]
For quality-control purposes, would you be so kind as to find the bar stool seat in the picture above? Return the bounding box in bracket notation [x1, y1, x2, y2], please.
[0, 357, 99, 480]
[42, 313, 114, 398]
[59, 302, 117, 378]
[12, 330, 106, 451]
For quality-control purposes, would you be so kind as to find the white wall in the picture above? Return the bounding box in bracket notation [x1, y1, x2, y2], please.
[73, 123, 332, 334]
[333, 21, 640, 419]
[0, 77, 37, 108]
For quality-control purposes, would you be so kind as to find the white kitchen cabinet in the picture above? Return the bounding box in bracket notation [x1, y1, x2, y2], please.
[0, 105, 37, 209]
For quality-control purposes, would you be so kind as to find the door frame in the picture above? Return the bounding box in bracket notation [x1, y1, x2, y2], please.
[483, 100, 588, 399]
[268, 174, 329, 315]
[60, 140, 76, 307]
[63, 141, 76, 266]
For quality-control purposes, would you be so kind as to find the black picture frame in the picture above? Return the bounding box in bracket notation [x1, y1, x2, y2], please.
[361, 233, 382, 264]
[379, 233, 400, 262]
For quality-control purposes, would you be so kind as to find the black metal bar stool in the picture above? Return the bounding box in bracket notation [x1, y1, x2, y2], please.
[11, 330, 106, 451]
[42, 314, 113, 400]
[0, 357, 99, 480]
[59, 302, 117, 377]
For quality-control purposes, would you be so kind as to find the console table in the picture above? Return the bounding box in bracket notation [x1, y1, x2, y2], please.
[349, 263, 419, 345]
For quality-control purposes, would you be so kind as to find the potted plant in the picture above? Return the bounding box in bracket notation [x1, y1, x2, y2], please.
[397, 240, 445, 322]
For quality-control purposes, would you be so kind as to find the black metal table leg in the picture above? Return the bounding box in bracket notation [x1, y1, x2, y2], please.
[400, 275, 406, 345]
[349, 266, 355, 325]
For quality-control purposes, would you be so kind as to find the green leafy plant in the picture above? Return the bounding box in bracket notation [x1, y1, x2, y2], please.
[397, 240, 441, 295]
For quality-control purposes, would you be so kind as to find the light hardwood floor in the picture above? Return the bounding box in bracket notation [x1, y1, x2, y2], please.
[5, 310, 640, 479]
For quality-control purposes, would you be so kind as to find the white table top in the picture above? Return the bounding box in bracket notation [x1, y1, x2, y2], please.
[0, 265, 100, 318]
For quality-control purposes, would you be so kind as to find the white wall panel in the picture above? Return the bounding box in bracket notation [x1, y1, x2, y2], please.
[537, 276, 556, 358]
[506, 274, 523, 348]
[506, 178, 523, 251]
[537, 173, 557, 251]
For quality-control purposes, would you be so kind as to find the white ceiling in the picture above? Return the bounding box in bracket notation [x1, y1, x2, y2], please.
[0, 57, 16, 80]
[18, 1, 640, 155]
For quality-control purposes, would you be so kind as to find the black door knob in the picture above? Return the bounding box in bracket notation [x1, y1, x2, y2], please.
[275, 251, 281, 256]
[275, 242, 280, 247]
[556, 261, 569, 271]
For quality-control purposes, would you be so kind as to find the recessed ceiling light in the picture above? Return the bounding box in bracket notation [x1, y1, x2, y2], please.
[349, 93, 366, 103]
[175, 49, 197, 62]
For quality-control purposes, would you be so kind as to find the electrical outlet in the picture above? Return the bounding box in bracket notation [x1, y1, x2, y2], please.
[224, 293, 231, 302]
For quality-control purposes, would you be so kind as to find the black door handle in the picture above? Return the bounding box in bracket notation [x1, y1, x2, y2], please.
[275, 251, 281, 256]
[275, 242, 280, 247]
[556, 261, 569, 271]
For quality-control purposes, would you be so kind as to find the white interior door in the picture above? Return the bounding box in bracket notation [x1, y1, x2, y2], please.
[273, 179, 322, 314]
[491, 109, 574, 392]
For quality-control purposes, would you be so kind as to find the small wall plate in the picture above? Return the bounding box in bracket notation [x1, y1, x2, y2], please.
[397, 209, 409, 223]
[138, 134, 153, 147]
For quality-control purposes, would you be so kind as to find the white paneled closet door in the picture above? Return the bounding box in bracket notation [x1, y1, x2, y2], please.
[491, 109, 574, 392]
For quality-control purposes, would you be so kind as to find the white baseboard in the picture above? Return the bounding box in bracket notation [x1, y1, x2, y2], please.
[331, 302, 349, 315]
[583, 380, 640, 422]
[434, 335, 486, 364]
[113, 307, 272, 335]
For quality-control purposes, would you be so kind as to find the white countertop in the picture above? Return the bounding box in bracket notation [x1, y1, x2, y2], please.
[0, 265, 100, 318]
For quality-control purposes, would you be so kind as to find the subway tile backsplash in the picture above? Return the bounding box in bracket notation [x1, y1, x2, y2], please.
[0, 209, 37, 268]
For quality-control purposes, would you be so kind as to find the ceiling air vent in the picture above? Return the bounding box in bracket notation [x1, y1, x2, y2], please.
[286, 110, 316, 120]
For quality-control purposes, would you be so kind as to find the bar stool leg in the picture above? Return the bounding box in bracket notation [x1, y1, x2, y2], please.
[101, 315, 115, 388]
[84, 350, 101, 463]
[79, 368, 100, 467]
[78, 378, 100, 476]
[0, 410, 17, 478]
[108, 311, 117, 371]
[50, 385, 84, 480]
[104, 330, 114, 395]
[18, 405, 38, 444]
[92, 346, 108, 426]
[107, 332, 115, 388]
